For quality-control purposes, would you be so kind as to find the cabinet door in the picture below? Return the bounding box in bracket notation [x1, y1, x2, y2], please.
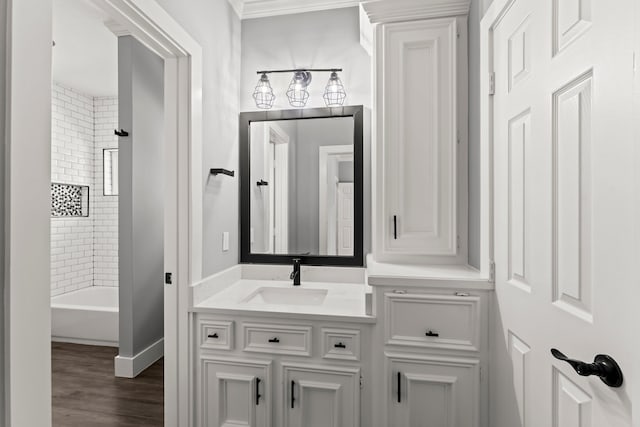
[282, 363, 360, 427]
[201, 357, 272, 427]
[375, 17, 462, 261]
[387, 355, 479, 427]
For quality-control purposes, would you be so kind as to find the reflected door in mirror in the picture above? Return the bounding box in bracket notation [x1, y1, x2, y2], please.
[249, 117, 354, 256]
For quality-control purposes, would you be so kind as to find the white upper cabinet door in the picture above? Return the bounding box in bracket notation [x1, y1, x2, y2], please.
[374, 16, 467, 264]
[283, 363, 360, 427]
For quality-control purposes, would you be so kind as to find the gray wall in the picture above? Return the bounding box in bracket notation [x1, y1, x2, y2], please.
[118, 36, 164, 357]
[241, 7, 371, 111]
[0, 0, 6, 420]
[155, 0, 241, 276]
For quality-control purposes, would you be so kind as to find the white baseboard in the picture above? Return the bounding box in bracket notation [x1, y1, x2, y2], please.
[114, 338, 164, 378]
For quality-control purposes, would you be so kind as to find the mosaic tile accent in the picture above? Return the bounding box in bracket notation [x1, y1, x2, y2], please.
[51, 183, 89, 217]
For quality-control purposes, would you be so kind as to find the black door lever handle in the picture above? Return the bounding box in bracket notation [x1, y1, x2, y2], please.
[551, 348, 623, 387]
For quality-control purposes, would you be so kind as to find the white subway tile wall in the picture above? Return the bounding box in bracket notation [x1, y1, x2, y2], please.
[93, 97, 119, 287]
[50, 82, 119, 296]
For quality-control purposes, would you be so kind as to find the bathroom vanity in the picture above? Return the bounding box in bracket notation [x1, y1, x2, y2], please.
[190, 265, 375, 427]
[190, 261, 492, 427]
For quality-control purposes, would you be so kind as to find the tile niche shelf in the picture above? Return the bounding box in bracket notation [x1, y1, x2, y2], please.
[51, 183, 90, 218]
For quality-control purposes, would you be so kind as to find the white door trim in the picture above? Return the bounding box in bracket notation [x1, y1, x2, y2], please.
[319, 145, 353, 255]
[634, 1, 640, 423]
[264, 122, 289, 254]
[6, 0, 202, 425]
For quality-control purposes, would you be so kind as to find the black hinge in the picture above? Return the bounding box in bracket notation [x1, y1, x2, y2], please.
[165, 272, 173, 284]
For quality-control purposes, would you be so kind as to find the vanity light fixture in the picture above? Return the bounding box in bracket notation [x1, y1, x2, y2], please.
[252, 68, 346, 109]
[323, 71, 347, 107]
[253, 73, 276, 109]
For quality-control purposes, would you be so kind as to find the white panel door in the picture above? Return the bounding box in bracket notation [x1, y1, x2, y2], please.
[491, 0, 635, 426]
[387, 355, 479, 427]
[375, 17, 459, 260]
[201, 358, 272, 427]
[283, 363, 360, 427]
[337, 182, 354, 256]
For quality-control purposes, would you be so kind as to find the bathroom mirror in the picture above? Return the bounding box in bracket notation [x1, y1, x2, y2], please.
[103, 148, 119, 196]
[240, 106, 363, 266]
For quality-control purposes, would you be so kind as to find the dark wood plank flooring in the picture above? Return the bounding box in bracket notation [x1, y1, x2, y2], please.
[52, 342, 164, 427]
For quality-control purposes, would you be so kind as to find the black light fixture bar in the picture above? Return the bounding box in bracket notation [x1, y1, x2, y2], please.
[256, 68, 342, 75]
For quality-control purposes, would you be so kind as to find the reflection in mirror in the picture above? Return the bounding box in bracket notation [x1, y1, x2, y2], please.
[103, 148, 119, 196]
[241, 106, 363, 266]
[249, 117, 354, 257]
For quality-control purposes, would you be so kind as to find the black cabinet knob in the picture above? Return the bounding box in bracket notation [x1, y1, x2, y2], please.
[551, 348, 623, 388]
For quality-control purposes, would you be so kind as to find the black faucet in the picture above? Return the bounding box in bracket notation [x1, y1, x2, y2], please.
[290, 258, 301, 286]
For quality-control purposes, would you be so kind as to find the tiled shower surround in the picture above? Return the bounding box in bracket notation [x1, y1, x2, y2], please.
[50, 83, 119, 296]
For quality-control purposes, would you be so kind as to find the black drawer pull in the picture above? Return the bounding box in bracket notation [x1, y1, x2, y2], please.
[334, 342, 347, 349]
[397, 372, 402, 403]
[425, 330, 439, 337]
[268, 337, 280, 343]
[255, 377, 262, 405]
[291, 380, 296, 408]
[393, 215, 398, 239]
[207, 333, 219, 339]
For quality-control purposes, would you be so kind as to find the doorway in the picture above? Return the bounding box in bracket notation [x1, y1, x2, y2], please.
[4, 0, 202, 425]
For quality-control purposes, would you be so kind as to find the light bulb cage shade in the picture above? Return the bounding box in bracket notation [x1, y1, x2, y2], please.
[286, 71, 312, 107]
[253, 73, 276, 109]
[323, 72, 347, 107]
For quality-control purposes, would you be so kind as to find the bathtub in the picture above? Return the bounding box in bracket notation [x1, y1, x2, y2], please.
[51, 286, 119, 347]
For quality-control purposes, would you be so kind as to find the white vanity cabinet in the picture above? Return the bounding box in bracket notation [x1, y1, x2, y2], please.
[283, 363, 360, 427]
[387, 354, 479, 427]
[201, 357, 272, 427]
[194, 313, 372, 427]
[369, 282, 490, 427]
[365, 1, 469, 264]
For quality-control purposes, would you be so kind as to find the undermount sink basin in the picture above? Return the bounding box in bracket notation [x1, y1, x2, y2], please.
[242, 287, 329, 306]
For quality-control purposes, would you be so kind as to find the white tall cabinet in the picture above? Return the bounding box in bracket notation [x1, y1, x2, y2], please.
[366, 0, 469, 265]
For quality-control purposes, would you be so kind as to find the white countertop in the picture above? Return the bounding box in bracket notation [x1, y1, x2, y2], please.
[366, 255, 494, 290]
[193, 278, 375, 323]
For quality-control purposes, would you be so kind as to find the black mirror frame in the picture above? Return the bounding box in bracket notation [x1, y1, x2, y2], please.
[239, 105, 364, 267]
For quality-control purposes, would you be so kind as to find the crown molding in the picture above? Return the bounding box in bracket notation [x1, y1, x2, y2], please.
[361, 0, 471, 24]
[228, 0, 244, 18]
[104, 19, 131, 37]
[228, 0, 360, 20]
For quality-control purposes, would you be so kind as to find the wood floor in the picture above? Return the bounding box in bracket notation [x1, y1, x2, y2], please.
[52, 342, 164, 427]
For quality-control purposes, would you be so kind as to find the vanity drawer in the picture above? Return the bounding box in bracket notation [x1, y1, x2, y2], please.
[199, 319, 234, 351]
[322, 328, 361, 361]
[384, 293, 480, 352]
[243, 323, 312, 356]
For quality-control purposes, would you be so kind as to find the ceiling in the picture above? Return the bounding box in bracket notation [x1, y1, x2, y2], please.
[229, 0, 360, 19]
[52, 0, 118, 97]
